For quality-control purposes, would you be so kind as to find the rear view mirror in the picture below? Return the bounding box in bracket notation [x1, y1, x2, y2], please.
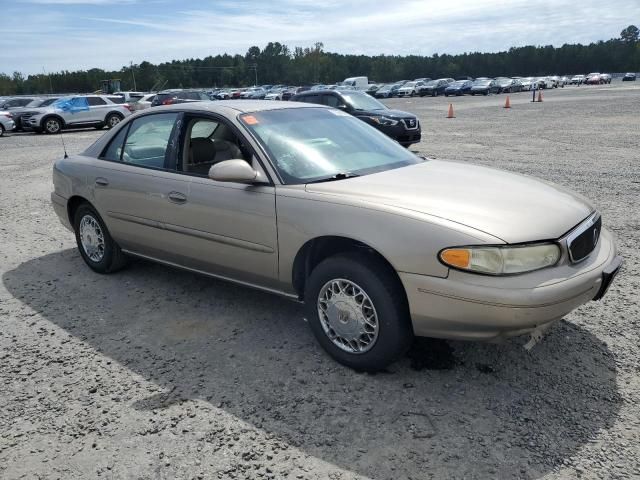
[208, 159, 260, 184]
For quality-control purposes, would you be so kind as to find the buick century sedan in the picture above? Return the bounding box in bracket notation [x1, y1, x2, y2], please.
[52, 101, 622, 371]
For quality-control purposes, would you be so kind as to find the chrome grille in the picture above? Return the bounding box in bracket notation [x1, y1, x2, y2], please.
[567, 213, 601, 263]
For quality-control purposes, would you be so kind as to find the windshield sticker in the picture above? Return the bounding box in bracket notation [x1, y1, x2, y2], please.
[242, 115, 259, 125]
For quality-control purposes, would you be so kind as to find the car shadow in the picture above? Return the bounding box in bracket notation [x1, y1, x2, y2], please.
[3, 249, 622, 479]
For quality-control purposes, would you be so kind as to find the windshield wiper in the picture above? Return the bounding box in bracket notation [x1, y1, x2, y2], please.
[306, 172, 360, 184]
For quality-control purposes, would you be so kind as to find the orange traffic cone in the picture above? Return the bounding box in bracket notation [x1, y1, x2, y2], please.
[504, 96, 511, 108]
[537, 90, 543, 102]
[447, 103, 455, 118]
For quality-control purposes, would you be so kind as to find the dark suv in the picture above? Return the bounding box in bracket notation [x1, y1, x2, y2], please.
[291, 89, 421, 147]
[151, 89, 211, 107]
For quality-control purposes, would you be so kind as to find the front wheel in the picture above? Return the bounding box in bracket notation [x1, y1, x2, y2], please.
[304, 253, 413, 371]
[73, 204, 127, 274]
[43, 117, 62, 134]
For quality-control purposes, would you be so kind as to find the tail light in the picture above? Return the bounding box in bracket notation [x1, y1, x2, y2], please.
[123, 103, 133, 112]
[162, 98, 175, 105]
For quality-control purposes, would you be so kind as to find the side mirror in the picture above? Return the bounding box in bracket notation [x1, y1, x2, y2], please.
[208, 159, 260, 184]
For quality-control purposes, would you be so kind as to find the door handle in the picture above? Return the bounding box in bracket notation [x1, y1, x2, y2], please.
[95, 177, 109, 187]
[168, 191, 187, 204]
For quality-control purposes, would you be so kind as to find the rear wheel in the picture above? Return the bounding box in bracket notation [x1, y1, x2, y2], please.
[105, 113, 123, 129]
[304, 253, 413, 371]
[73, 203, 127, 274]
[0, 124, 4, 137]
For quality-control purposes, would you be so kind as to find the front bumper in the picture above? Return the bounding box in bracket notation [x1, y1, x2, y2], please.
[2, 119, 15, 131]
[401, 227, 621, 341]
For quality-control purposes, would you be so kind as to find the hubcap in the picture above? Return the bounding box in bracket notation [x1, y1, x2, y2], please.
[108, 115, 120, 127]
[79, 215, 105, 262]
[317, 279, 379, 354]
[46, 119, 60, 133]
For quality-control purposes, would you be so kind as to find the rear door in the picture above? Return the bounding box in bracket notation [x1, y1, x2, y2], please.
[91, 112, 192, 260]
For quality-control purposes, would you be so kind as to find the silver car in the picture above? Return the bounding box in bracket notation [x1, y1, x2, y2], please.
[0, 111, 15, 136]
[24, 95, 131, 134]
[51, 101, 622, 371]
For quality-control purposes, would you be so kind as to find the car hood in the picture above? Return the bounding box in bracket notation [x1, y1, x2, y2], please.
[305, 160, 593, 243]
[353, 108, 415, 118]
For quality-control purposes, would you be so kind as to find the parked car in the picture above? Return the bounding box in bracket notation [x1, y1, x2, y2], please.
[570, 75, 586, 85]
[130, 94, 156, 111]
[51, 101, 622, 371]
[241, 87, 267, 99]
[622, 73, 637, 81]
[0, 96, 39, 110]
[518, 77, 535, 90]
[396, 81, 425, 97]
[113, 91, 146, 103]
[585, 73, 603, 85]
[365, 84, 381, 96]
[151, 89, 211, 107]
[600, 73, 612, 84]
[291, 89, 421, 146]
[22, 95, 132, 134]
[470, 79, 499, 95]
[418, 79, 453, 97]
[496, 78, 522, 93]
[264, 88, 285, 100]
[0, 111, 15, 136]
[7, 97, 60, 130]
[444, 80, 472, 96]
[374, 84, 395, 98]
[559, 76, 570, 87]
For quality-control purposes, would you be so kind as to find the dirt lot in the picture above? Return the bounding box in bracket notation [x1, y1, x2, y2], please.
[1, 83, 639, 480]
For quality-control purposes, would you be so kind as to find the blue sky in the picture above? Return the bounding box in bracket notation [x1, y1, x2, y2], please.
[2, 0, 639, 74]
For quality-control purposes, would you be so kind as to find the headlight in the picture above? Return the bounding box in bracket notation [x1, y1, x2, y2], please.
[439, 243, 561, 275]
[368, 116, 398, 126]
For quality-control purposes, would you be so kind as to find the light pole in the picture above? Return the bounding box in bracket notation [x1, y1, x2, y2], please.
[130, 61, 137, 91]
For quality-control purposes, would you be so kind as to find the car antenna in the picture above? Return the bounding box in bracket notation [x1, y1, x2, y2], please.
[60, 132, 68, 158]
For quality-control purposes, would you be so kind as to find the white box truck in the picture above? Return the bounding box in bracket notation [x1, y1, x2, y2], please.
[341, 76, 368, 90]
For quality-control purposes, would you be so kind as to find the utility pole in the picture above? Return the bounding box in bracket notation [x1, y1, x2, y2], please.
[130, 61, 137, 91]
[252, 63, 258, 86]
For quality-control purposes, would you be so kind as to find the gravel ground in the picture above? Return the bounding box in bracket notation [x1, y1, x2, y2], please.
[0, 82, 638, 480]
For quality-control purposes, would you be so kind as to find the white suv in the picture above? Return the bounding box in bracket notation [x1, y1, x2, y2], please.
[23, 95, 132, 134]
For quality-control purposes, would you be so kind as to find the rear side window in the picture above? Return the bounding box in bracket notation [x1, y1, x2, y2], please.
[121, 113, 179, 169]
[107, 96, 125, 104]
[87, 97, 107, 106]
[296, 94, 322, 104]
[101, 125, 129, 161]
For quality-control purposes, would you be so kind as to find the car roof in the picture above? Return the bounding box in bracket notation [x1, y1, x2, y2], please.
[150, 100, 324, 115]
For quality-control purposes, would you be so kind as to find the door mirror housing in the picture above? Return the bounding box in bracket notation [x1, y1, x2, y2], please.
[208, 159, 262, 184]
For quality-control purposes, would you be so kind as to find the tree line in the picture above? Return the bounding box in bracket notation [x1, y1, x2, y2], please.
[1, 25, 638, 95]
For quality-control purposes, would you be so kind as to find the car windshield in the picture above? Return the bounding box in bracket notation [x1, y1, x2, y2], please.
[425, 80, 438, 86]
[449, 81, 465, 87]
[240, 108, 422, 184]
[403, 82, 417, 88]
[341, 92, 386, 111]
[473, 80, 491, 86]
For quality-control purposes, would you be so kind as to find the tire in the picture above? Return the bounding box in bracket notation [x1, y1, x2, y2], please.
[432, 91, 437, 97]
[304, 253, 413, 371]
[105, 113, 123, 129]
[0, 124, 4, 137]
[444, 93, 449, 97]
[43, 116, 62, 134]
[73, 203, 127, 274]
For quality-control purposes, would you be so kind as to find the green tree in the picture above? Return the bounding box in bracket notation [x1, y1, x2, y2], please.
[620, 25, 639, 43]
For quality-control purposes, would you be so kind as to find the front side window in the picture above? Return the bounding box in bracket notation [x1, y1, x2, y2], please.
[121, 113, 179, 168]
[240, 108, 421, 184]
[322, 95, 342, 108]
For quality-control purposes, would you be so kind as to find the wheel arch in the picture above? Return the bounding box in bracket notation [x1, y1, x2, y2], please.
[291, 235, 408, 305]
[66, 195, 93, 225]
[41, 114, 65, 129]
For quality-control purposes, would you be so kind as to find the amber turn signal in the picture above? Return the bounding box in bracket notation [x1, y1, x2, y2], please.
[440, 249, 471, 268]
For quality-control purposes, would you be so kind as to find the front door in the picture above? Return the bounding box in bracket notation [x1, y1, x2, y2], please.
[166, 115, 279, 288]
